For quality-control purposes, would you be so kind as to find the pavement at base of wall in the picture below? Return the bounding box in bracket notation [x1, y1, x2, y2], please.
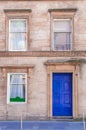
[0, 121, 84, 130]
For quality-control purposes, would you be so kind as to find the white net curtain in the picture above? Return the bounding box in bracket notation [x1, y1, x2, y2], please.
[10, 74, 25, 101]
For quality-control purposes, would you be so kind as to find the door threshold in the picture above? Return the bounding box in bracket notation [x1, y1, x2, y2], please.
[52, 116, 73, 121]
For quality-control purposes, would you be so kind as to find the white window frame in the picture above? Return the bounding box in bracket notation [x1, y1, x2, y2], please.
[9, 19, 27, 51]
[53, 19, 73, 51]
[7, 73, 27, 104]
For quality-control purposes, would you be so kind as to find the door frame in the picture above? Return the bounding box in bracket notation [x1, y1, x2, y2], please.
[46, 63, 79, 119]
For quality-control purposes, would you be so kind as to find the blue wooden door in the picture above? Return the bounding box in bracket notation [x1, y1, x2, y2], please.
[52, 73, 72, 116]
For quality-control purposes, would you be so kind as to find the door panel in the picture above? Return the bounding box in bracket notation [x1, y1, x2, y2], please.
[52, 73, 72, 116]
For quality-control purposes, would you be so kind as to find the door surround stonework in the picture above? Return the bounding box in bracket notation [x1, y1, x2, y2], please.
[45, 59, 79, 119]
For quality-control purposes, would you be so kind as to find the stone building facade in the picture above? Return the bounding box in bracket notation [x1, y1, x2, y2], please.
[0, 0, 85, 120]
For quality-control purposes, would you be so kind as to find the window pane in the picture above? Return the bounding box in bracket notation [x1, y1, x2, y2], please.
[54, 32, 71, 50]
[9, 74, 26, 102]
[9, 33, 26, 50]
[10, 19, 26, 32]
[10, 74, 25, 84]
[10, 84, 25, 98]
[54, 20, 71, 32]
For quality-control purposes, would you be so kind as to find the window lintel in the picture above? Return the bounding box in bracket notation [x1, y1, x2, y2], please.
[0, 65, 34, 69]
[4, 9, 32, 13]
[48, 8, 77, 13]
[49, 8, 77, 18]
